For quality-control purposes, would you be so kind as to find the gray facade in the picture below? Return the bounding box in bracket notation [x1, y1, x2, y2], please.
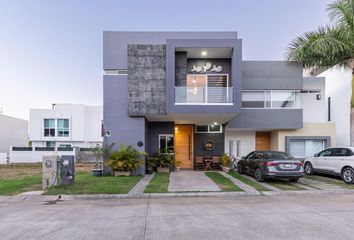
[103, 31, 317, 175]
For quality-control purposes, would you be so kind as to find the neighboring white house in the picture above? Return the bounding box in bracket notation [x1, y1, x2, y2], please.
[0, 114, 28, 163]
[29, 104, 103, 148]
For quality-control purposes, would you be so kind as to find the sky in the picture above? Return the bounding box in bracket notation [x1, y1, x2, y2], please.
[0, 0, 332, 120]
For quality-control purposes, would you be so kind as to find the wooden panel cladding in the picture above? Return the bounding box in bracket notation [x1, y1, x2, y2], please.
[256, 132, 271, 151]
[174, 125, 194, 169]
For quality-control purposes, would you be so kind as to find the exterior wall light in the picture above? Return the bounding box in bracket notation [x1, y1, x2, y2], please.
[316, 94, 321, 100]
[201, 51, 207, 56]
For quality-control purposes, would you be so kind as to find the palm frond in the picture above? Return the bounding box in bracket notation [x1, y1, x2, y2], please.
[327, 0, 354, 31]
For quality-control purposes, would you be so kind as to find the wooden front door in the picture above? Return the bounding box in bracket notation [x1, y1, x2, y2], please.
[256, 132, 271, 151]
[174, 125, 194, 169]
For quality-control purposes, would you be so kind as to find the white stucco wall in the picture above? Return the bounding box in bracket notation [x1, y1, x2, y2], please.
[319, 67, 352, 146]
[225, 130, 255, 157]
[9, 149, 76, 163]
[300, 77, 327, 123]
[29, 104, 103, 148]
[0, 114, 28, 154]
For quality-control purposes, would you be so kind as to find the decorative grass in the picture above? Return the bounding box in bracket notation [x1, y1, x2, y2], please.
[205, 172, 243, 192]
[45, 172, 142, 195]
[144, 173, 169, 193]
[0, 175, 42, 195]
[228, 172, 271, 191]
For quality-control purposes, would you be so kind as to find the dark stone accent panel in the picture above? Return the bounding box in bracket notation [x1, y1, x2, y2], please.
[128, 44, 167, 116]
[146, 121, 175, 156]
[175, 51, 187, 86]
[227, 109, 303, 129]
[194, 127, 225, 166]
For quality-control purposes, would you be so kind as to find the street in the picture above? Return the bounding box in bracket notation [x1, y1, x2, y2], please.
[1, 193, 354, 240]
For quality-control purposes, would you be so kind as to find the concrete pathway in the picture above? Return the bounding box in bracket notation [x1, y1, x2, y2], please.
[129, 173, 155, 196]
[299, 177, 343, 190]
[219, 171, 259, 194]
[168, 171, 221, 192]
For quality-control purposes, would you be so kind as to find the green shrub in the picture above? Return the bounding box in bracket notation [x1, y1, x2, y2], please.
[220, 153, 230, 167]
[107, 144, 145, 171]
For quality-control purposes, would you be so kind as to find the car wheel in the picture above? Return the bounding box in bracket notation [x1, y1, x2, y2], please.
[289, 178, 299, 183]
[237, 163, 243, 174]
[254, 168, 264, 182]
[342, 167, 354, 184]
[304, 162, 313, 175]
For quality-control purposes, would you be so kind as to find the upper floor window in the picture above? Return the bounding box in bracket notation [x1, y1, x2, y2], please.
[195, 124, 222, 133]
[44, 119, 55, 137]
[242, 90, 299, 109]
[57, 119, 69, 137]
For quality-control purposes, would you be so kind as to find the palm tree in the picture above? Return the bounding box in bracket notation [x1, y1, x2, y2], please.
[285, 0, 354, 144]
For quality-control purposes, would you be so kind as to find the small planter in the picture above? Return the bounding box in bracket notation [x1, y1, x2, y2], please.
[114, 171, 131, 176]
[222, 167, 230, 173]
[146, 168, 154, 174]
[157, 167, 170, 173]
[92, 169, 103, 177]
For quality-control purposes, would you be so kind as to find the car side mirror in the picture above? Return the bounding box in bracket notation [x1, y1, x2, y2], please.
[314, 153, 319, 157]
[241, 156, 245, 160]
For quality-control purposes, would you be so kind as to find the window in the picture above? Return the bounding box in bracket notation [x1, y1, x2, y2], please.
[159, 134, 174, 154]
[195, 125, 222, 133]
[57, 119, 69, 137]
[59, 144, 72, 148]
[228, 140, 234, 156]
[319, 149, 333, 157]
[44, 119, 55, 137]
[332, 148, 353, 157]
[45, 141, 56, 148]
[242, 90, 299, 108]
[289, 139, 325, 158]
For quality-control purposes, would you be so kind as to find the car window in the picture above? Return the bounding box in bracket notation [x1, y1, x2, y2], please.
[261, 152, 294, 160]
[333, 148, 354, 157]
[319, 149, 333, 157]
[245, 152, 254, 159]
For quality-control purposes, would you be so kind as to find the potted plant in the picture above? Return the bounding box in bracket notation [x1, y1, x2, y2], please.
[220, 153, 231, 173]
[176, 160, 183, 172]
[91, 143, 114, 177]
[156, 153, 173, 173]
[107, 144, 145, 176]
[146, 156, 158, 174]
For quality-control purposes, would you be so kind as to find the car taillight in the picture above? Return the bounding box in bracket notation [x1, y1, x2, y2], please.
[297, 162, 304, 167]
[265, 162, 278, 167]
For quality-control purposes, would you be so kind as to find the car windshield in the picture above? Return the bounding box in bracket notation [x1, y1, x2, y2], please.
[258, 152, 294, 160]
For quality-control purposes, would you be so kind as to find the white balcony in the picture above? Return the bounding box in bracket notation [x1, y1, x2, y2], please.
[175, 87, 233, 105]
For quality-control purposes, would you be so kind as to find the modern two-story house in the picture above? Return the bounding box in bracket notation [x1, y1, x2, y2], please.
[103, 31, 345, 175]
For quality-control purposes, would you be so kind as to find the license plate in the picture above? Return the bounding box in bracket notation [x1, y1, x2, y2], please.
[284, 164, 292, 169]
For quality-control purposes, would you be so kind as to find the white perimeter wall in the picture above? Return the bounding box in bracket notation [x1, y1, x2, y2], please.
[319, 68, 352, 146]
[9, 149, 76, 163]
[224, 130, 255, 157]
[0, 153, 8, 164]
[0, 114, 28, 154]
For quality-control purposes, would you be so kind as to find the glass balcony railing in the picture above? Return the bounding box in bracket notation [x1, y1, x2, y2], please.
[175, 87, 233, 104]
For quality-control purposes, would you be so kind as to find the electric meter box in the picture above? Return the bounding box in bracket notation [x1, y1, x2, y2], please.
[42, 155, 60, 190]
[60, 155, 75, 186]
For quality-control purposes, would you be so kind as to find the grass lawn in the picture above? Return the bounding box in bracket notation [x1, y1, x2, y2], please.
[205, 172, 243, 192]
[0, 175, 42, 195]
[45, 172, 142, 195]
[267, 180, 307, 191]
[144, 173, 169, 193]
[228, 172, 271, 191]
[305, 175, 354, 189]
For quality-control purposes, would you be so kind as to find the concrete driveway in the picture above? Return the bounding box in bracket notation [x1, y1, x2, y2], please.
[1, 194, 354, 240]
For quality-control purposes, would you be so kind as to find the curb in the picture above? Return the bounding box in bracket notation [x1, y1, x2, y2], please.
[2, 188, 354, 203]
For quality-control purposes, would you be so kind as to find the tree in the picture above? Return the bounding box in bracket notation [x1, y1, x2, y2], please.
[285, 0, 354, 144]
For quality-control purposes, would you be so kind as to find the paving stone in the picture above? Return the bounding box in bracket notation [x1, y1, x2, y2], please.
[168, 171, 221, 192]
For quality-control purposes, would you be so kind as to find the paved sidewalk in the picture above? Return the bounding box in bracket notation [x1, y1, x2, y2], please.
[168, 171, 221, 192]
[129, 173, 155, 196]
[219, 171, 259, 193]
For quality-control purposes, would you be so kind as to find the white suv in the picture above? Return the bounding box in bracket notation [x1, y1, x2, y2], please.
[304, 147, 354, 184]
